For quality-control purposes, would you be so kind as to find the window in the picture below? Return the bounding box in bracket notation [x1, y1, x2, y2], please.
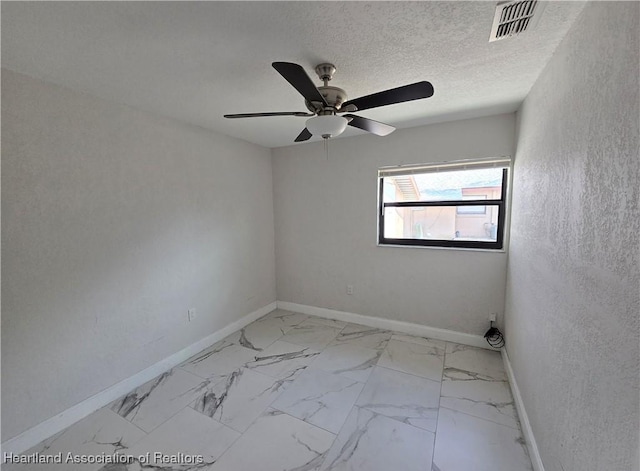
[378, 158, 510, 249]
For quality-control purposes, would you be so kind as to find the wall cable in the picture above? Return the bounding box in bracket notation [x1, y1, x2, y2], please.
[484, 321, 505, 348]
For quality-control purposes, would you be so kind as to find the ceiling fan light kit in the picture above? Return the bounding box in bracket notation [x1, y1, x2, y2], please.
[224, 61, 434, 143]
[305, 115, 348, 139]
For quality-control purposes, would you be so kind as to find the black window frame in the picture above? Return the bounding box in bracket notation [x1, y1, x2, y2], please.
[456, 195, 488, 215]
[378, 167, 509, 250]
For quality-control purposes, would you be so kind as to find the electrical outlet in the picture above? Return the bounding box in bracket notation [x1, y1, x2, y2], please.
[188, 308, 197, 322]
[346, 285, 354, 295]
[489, 313, 497, 323]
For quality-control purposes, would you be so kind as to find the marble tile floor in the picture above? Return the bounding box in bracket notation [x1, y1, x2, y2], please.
[5, 309, 532, 471]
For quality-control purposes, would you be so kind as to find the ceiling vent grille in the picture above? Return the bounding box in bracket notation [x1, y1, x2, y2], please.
[489, 1, 540, 42]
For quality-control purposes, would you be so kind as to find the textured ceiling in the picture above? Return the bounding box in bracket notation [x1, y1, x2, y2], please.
[1, 1, 586, 148]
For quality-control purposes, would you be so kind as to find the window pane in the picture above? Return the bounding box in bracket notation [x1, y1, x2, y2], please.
[384, 205, 500, 242]
[382, 168, 503, 203]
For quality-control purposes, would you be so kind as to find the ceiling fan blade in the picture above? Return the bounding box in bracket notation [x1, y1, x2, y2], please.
[272, 62, 328, 106]
[342, 81, 434, 111]
[344, 114, 395, 136]
[294, 128, 312, 142]
[224, 111, 314, 118]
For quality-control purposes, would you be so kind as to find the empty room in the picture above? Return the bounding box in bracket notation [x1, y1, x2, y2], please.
[1, 1, 638, 471]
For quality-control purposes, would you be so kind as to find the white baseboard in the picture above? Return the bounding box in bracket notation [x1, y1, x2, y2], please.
[502, 348, 545, 471]
[277, 301, 495, 350]
[1, 302, 277, 455]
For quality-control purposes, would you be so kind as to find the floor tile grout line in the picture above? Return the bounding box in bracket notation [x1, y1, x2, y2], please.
[339, 337, 440, 436]
[269, 403, 345, 437]
[203, 407, 260, 465]
[131, 402, 194, 437]
[220, 338, 344, 469]
[258, 408, 340, 468]
[438, 405, 523, 431]
[281, 324, 392, 468]
[374, 363, 443, 383]
[109, 370, 213, 436]
[430, 341, 449, 471]
[205, 415, 245, 465]
[214, 315, 365, 442]
[103, 407, 150, 439]
[275, 339, 340, 352]
[186, 365, 300, 421]
[223, 389, 286, 436]
[184, 401, 246, 439]
[437, 340, 525, 444]
[297, 364, 368, 385]
[228, 315, 305, 353]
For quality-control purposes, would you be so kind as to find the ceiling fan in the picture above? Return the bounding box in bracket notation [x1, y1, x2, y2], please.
[224, 62, 434, 142]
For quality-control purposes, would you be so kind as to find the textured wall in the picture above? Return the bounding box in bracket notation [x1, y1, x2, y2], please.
[1, 70, 276, 440]
[504, 3, 639, 471]
[273, 114, 515, 334]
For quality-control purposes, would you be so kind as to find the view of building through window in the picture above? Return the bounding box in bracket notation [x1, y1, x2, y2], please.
[382, 168, 504, 242]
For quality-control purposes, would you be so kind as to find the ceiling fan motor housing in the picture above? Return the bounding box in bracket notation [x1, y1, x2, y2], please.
[306, 86, 348, 113]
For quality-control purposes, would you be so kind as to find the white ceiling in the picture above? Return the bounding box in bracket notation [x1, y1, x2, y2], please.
[2, 1, 586, 148]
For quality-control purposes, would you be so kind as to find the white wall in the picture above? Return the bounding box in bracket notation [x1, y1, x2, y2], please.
[1, 69, 276, 441]
[272, 114, 515, 334]
[505, 3, 639, 471]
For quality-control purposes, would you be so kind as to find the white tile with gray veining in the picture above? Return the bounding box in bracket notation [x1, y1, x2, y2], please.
[330, 323, 392, 350]
[432, 407, 532, 471]
[115, 407, 239, 469]
[440, 367, 518, 429]
[191, 367, 292, 432]
[110, 368, 208, 432]
[378, 338, 445, 382]
[224, 311, 307, 351]
[355, 366, 441, 432]
[243, 340, 320, 380]
[391, 333, 443, 347]
[320, 406, 435, 471]
[302, 316, 348, 329]
[3, 408, 146, 471]
[179, 339, 257, 380]
[271, 367, 364, 433]
[311, 343, 382, 383]
[12, 311, 532, 471]
[210, 409, 335, 471]
[444, 343, 506, 381]
[280, 319, 343, 350]
[259, 309, 309, 329]
[222, 323, 282, 352]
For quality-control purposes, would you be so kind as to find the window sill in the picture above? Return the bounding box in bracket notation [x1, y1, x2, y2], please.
[376, 242, 507, 254]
